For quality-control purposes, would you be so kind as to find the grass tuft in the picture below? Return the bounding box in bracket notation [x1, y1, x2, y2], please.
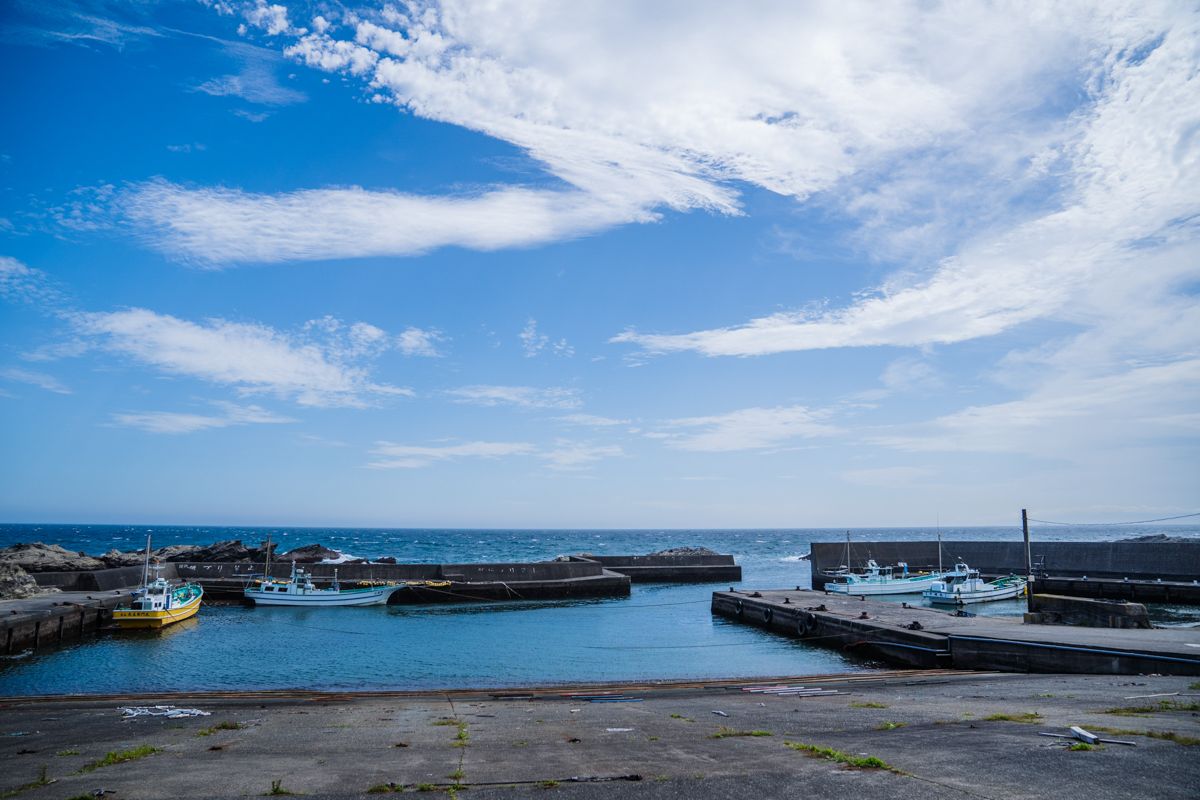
[1068, 742, 1097, 751]
[850, 701, 889, 709]
[540, 780, 560, 789]
[1088, 726, 1200, 746]
[785, 741, 897, 771]
[983, 712, 1042, 723]
[367, 783, 402, 794]
[1104, 700, 1200, 716]
[56, 749, 80, 757]
[77, 745, 162, 773]
[710, 726, 772, 739]
[197, 721, 245, 737]
[264, 778, 295, 796]
[875, 721, 906, 731]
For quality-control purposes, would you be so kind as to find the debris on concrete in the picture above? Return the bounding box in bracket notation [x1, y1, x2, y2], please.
[121, 705, 211, 719]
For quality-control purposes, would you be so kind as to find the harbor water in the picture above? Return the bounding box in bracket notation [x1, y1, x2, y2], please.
[2, 525, 1197, 695]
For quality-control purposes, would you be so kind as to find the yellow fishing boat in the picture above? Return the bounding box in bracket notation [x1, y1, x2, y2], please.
[112, 536, 204, 629]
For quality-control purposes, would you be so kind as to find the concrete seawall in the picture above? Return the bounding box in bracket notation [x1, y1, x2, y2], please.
[573, 554, 741, 583]
[810, 540, 1200, 589]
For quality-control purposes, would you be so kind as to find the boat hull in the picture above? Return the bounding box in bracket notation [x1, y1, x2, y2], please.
[827, 576, 945, 595]
[113, 590, 203, 629]
[244, 587, 396, 606]
[924, 582, 1026, 605]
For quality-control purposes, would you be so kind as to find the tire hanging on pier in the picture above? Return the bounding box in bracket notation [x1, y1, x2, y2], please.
[797, 611, 816, 637]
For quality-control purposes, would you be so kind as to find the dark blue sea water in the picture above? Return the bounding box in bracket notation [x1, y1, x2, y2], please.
[2, 524, 1197, 695]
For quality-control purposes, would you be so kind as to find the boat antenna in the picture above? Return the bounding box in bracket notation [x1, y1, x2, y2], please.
[264, 533, 272, 579]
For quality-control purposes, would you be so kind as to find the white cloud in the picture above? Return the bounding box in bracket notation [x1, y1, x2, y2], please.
[72, 308, 410, 407]
[122, 179, 642, 265]
[873, 358, 1200, 457]
[112, 401, 295, 434]
[0, 257, 67, 308]
[556, 413, 631, 427]
[445, 384, 581, 410]
[0, 367, 71, 395]
[366, 437, 622, 470]
[519, 318, 573, 358]
[657, 404, 839, 452]
[367, 440, 535, 469]
[195, 40, 307, 106]
[540, 441, 624, 471]
[243, 1, 297, 37]
[147, 1, 1169, 266]
[396, 326, 444, 357]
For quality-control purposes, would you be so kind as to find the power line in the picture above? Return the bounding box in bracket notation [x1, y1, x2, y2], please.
[1026, 511, 1200, 526]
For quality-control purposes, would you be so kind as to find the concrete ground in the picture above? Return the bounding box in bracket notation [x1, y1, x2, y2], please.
[2, 671, 1198, 800]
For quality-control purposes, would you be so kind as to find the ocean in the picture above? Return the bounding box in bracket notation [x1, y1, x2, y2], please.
[2, 524, 1197, 695]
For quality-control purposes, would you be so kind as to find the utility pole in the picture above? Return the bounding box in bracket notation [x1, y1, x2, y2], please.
[1022, 508, 1033, 612]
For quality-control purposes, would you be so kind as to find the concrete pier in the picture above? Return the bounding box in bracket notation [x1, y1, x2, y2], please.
[712, 588, 1200, 675]
[1, 590, 129, 654]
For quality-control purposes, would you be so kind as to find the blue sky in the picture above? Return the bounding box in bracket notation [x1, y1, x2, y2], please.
[1, 1, 1197, 528]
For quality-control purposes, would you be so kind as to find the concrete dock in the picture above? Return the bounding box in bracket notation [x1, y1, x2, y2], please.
[1, 590, 129, 654]
[2, 671, 1198, 799]
[712, 589, 1200, 674]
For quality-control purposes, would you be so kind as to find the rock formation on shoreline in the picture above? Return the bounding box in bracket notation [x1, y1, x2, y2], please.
[0, 542, 106, 572]
[0, 562, 59, 599]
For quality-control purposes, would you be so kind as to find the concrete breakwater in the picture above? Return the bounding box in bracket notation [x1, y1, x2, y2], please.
[712, 588, 1200, 675]
[809, 539, 1200, 592]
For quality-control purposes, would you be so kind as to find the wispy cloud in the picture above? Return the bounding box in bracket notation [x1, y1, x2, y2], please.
[112, 401, 295, 435]
[0, 367, 71, 395]
[539, 441, 624, 471]
[519, 318, 573, 358]
[367, 440, 536, 469]
[137, 1, 1188, 269]
[396, 326, 445, 357]
[556, 413, 631, 427]
[72, 308, 411, 408]
[445, 384, 581, 410]
[366, 437, 623, 471]
[195, 41, 307, 106]
[121, 180, 642, 265]
[657, 404, 839, 452]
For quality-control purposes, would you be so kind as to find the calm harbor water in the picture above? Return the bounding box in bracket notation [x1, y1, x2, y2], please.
[2, 525, 1197, 695]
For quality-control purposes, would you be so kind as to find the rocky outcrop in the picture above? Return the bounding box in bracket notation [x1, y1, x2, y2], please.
[1120, 533, 1194, 543]
[648, 546, 719, 556]
[0, 542, 106, 572]
[0, 562, 59, 599]
[277, 544, 342, 563]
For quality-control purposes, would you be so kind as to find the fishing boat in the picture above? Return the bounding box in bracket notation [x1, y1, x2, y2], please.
[113, 537, 204, 629]
[244, 561, 398, 606]
[825, 558, 968, 595]
[923, 564, 1027, 605]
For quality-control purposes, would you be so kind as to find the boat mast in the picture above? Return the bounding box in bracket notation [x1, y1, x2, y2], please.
[844, 530, 851, 569]
[264, 533, 272, 580]
[141, 534, 151, 587]
[937, 518, 943, 574]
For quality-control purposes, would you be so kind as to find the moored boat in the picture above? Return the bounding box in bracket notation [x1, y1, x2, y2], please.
[923, 564, 1027, 605]
[113, 537, 204, 629]
[825, 558, 968, 595]
[244, 561, 398, 606]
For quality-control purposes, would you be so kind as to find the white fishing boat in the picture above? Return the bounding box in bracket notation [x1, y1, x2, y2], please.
[825, 558, 968, 595]
[244, 561, 398, 606]
[923, 564, 1027, 605]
